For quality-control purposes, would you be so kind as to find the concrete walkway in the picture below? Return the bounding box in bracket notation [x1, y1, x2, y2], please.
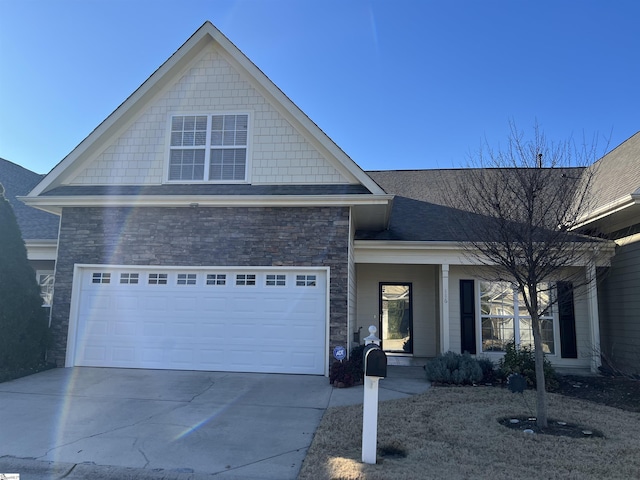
[0, 366, 429, 479]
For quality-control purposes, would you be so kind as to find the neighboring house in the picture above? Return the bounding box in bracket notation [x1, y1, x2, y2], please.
[22, 22, 616, 376]
[575, 133, 640, 375]
[0, 158, 59, 307]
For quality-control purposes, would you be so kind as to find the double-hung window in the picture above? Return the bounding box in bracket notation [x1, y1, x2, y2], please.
[480, 281, 555, 354]
[169, 114, 248, 182]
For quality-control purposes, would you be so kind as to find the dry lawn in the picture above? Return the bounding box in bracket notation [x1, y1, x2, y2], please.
[298, 387, 640, 480]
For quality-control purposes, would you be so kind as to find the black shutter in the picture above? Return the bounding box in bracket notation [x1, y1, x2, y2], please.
[460, 280, 476, 354]
[557, 281, 577, 358]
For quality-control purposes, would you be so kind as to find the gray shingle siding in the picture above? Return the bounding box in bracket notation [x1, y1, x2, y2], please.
[50, 206, 350, 367]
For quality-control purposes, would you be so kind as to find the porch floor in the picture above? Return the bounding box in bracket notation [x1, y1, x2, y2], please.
[386, 354, 430, 367]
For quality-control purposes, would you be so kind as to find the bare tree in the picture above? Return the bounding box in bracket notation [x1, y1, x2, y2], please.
[443, 122, 606, 428]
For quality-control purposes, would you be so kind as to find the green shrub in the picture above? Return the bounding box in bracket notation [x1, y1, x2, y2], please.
[330, 344, 366, 387]
[497, 341, 557, 390]
[424, 351, 483, 385]
[0, 186, 49, 370]
[477, 356, 498, 383]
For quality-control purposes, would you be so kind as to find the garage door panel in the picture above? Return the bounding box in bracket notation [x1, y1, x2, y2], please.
[141, 347, 164, 363]
[73, 267, 327, 374]
[198, 322, 226, 338]
[197, 348, 225, 365]
[202, 296, 228, 311]
[141, 295, 169, 311]
[113, 346, 136, 362]
[82, 345, 107, 362]
[115, 295, 139, 311]
[114, 320, 137, 336]
[142, 321, 165, 336]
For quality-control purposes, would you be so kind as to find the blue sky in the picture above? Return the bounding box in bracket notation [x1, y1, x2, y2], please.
[1, 0, 639, 174]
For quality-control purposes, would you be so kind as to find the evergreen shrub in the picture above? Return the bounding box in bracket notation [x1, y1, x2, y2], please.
[0, 185, 49, 370]
[424, 351, 483, 385]
[497, 341, 557, 390]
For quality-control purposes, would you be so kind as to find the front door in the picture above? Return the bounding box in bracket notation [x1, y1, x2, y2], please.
[379, 283, 413, 353]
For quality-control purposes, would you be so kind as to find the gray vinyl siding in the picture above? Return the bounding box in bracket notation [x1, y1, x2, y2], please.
[599, 239, 640, 375]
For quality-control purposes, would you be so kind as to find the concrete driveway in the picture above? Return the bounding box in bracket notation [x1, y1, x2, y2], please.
[0, 366, 428, 479]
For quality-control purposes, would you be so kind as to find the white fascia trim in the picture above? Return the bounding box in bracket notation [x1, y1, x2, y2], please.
[21, 194, 394, 209]
[354, 240, 616, 267]
[354, 241, 475, 265]
[25, 239, 58, 261]
[573, 194, 639, 230]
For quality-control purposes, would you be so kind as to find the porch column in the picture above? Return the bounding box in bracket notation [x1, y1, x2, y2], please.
[440, 264, 450, 353]
[586, 260, 601, 373]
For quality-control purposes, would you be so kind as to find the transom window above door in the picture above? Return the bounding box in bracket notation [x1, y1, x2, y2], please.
[168, 114, 249, 182]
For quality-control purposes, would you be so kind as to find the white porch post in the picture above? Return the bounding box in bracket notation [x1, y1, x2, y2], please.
[439, 264, 450, 354]
[586, 260, 602, 373]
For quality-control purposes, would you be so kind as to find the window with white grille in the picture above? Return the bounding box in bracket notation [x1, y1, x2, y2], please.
[120, 273, 139, 284]
[266, 274, 286, 286]
[177, 273, 197, 285]
[236, 274, 256, 286]
[168, 114, 248, 182]
[148, 273, 168, 285]
[92, 272, 111, 284]
[296, 275, 317, 287]
[206, 274, 227, 285]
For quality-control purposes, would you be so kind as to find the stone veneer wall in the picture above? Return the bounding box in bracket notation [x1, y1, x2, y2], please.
[51, 206, 350, 369]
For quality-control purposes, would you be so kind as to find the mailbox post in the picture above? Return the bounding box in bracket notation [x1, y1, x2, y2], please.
[361, 325, 387, 464]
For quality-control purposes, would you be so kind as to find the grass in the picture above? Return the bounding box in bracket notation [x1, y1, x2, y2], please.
[298, 386, 640, 480]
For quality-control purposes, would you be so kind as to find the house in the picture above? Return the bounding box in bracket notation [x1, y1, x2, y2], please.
[575, 133, 640, 375]
[22, 22, 618, 376]
[0, 158, 59, 307]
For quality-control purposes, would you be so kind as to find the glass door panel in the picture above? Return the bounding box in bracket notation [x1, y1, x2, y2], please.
[380, 283, 413, 353]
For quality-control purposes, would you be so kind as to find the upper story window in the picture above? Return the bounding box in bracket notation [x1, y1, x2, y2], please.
[169, 114, 248, 182]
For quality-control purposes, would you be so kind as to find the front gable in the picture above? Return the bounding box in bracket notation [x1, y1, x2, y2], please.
[27, 21, 386, 199]
[67, 47, 351, 187]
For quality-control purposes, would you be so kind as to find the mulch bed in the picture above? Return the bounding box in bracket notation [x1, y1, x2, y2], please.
[499, 416, 605, 438]
[496, 373, 640, 438]
[551, 374, 640, 413]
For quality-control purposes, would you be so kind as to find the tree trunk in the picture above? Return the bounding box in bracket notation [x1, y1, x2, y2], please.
[531, 317, 548, 428]
[528, 285, 548, 429]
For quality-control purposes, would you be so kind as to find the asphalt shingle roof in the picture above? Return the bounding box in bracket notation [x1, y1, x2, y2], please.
[0, 158, 59, 239]
[361, 168, 589, 242]
[587, 131, 640, 210]
[41, 184, 372, 196]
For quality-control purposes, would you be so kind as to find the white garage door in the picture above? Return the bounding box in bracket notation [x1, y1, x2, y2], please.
[68, 266, 327, 374]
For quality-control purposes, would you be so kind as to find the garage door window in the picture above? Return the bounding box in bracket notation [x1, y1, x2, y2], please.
[177, 273, 197, 285]
[206, 274, 226, 285]
[148, 273, 168, 285]
[266, 274, 286, 286]
[236, 274, 256, 286]
[296, 275, 317, 287]
[120, 273, 139, 284]
[92, 273, 111, 284]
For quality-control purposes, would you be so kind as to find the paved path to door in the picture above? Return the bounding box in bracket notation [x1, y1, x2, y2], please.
[0, 366, 428, 479]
